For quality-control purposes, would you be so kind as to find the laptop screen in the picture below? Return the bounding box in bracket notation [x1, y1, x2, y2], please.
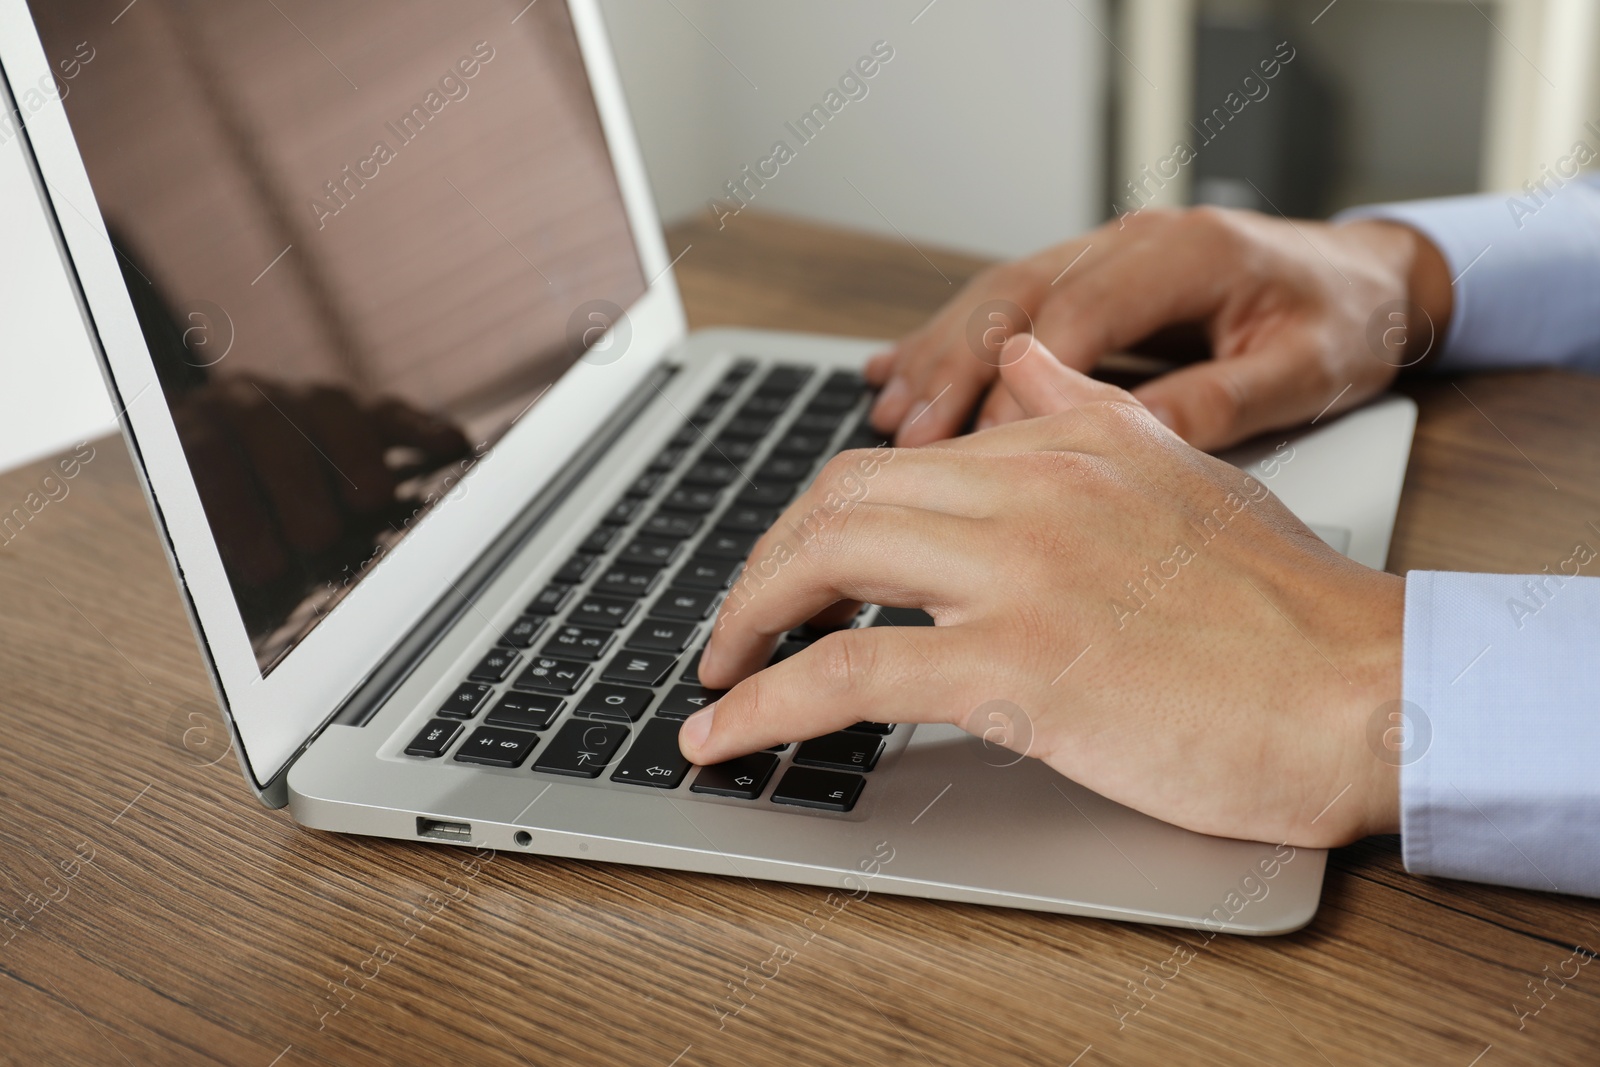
[28, 0, 646, 674]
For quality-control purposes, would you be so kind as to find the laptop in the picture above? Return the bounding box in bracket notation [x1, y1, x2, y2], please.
[2, 0, 1414, 934]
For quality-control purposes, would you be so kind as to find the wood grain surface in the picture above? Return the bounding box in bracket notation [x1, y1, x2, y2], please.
[1, 211, 1597, 1066]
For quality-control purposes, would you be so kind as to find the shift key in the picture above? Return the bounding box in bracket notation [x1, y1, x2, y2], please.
[610, 719, 691, 788]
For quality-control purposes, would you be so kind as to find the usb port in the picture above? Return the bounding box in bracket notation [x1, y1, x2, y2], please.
[416, 817, 472, 843]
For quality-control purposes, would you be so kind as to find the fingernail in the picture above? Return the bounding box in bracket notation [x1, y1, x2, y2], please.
[975, 415, 995, 432]
[697, 641, 718, 679]
[874, 376, 909, 413]
[680, 704, 716, 753]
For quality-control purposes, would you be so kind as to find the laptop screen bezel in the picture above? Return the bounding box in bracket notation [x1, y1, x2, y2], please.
[0, 0, 686, 793]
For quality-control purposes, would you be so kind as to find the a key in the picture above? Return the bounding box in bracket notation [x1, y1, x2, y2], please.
[485, 692, 564, 731]
[736, 482, 797, 508]
[771, 767, 865, 812]
[499, 615, 547, 649]
[625, 617, 697, 653]
[595, 562, 664, 598]
[739, 393, 789, 418]
[652, 587, 718, 621]
[660, 485, 722, 513]
[468, 647, 521, 683]
[404, 719, 462, 758]
[532, 719, 629, 778]
[717, 506, 779, 534]
[555, 553, 599, 584]
[600, 650, 677, 687]
[823, 370, 867, 394]
[709, 437, 760, 463]
[453, 726, 539, 768]
[758, 456, 813, 483]
[681, 461, 739, 489]
[609, 718, 691, 788]
[541, 625, 613, 662]
[620, 536, 681, 567]
[526, 583, 573, 616]
[871, 606, 936, 627]
[655, 683, 723, 719]
[794, 409, 846, 434]
[793, 732, 884, 773]
[643, 512, 702, 540]
[758, 365, 812, 392]
[575, 683, 654, 722]
[720, 416, 771, 440]
[677, 554, 741, 591]
[808, 389, 861, 413]
[771, 432, 829, 458]
[438, 682, 492, 719]
[691, 753, 780, 799]
[647, 446, 690, 474]
[700, 530, 757, 561]
[514, 657, 590, 695]
[568, 594, 639, 629]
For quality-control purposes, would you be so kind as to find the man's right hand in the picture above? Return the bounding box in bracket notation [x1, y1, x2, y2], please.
[864, 205, 1453, 452]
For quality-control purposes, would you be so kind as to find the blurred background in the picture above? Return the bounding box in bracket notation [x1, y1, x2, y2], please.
[5, 0, 1599, 472]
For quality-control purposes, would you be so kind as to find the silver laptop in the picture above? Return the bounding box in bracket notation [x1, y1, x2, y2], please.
[3, 0, 1414, 934]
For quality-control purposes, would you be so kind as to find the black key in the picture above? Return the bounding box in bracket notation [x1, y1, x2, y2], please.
[439, 682, 492, 719]
[844, 721, 896, 736]
[758, 365, 812, 392]
[759, 456, 814, 483]
[542, 624, 614, 662]
[677, 554, 741, 591]
[576, 683, 655, 723]
[404, 718, 462, 758]
[700, 530, 757, 560]
[656, 683, 723, 719]
[532, 719, 629, 778]
[661, 485, 722, 513]
[669, 424, 699, 449]
[823, 370, 867, 394]
[620, 536, 682, 567]
[725, 358, 758, 380]
[808, 389, 861, 413]
[526, 582, 573, 615]
[794, 409, 846, 433]
[499, 615, 547, 649]
[454, 726, 539, 768]
[643, 512, 702, 539]
[717, 506, 779, 534]
[610, 718, 692, 788]
[514, 657, 590, 694]
[681, 649, 705, 683]
[721, 415, 771, 440]
[767, 638, 810, 667]
[603, 498, 643, 525]
[692, 753, 780, 799]
[772, 432, 829, 458]
[771, 767, 864, 812]
[595, 562, 664, 598]
[569, 594, 639, 629]
[647, 446, 690, 474]
[736, 482, 797, 508]
[740, 392, 790, 418]
[709, 437, 760, 463]
[555, 553, 599, 584]
[626, 617, 697, 653]
[794, 731, 884, 772]
[681, 461, 740, 488]
[652, 586, 718, 621]
[468, 647, 521, 683]
[486, 692, 564, 730]
[871, 606, 936, 627]
[626, 472, 665, 498]
[581, 525, 622, 554]
[690, 400, 723, 427]
[600, 650, 677, 687]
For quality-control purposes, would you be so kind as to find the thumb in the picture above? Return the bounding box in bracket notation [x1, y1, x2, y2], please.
[996, 332, 1119, 418]
[1130, 347, 1311, 451]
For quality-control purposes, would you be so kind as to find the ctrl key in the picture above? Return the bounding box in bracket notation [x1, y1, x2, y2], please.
[404, 719, 462, 759]
[771, 766, 864, 812]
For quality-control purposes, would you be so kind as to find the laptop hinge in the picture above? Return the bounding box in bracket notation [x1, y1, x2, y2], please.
[260, 361, 679, 804]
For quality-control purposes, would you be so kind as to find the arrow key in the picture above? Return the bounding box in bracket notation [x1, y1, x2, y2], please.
[610, 718, 692, 788]
[691, 752, 780, 800]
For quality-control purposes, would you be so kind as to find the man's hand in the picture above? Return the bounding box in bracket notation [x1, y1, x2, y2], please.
[682, 335, 1403, 848]
[864, 206, 1452, 451]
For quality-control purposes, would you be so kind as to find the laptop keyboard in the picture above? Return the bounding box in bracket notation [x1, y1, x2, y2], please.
[401, 360, 921, 815]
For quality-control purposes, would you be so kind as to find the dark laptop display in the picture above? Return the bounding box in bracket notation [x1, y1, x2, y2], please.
[29, 0, 645, 672]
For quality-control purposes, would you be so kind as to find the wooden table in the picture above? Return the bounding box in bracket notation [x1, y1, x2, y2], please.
[3, 212, 1597, 1066]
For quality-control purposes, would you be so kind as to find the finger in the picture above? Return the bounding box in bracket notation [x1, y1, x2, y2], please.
[680, 626, 966, 764]
[863, 349, 897, 385]
[1129, 343, 1329, 451]
[973, 378, 1026, 431]
[704, 503, 987, 688]
[997, 333, 1128, 419]
[774, 445, 1012, 522]
[892, 358, 995, 448]
[298, 387, 394, 514]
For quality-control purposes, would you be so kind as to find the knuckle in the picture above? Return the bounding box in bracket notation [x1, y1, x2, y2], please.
[811, 631, 877, 696]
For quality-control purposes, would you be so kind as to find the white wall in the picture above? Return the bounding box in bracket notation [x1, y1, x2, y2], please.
[600, 0, 1108, 259]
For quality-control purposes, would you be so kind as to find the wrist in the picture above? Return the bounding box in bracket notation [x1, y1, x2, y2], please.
[1343, 219, 1454, 371]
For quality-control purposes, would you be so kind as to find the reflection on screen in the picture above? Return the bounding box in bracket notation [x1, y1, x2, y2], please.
[28, 0, 646, 673]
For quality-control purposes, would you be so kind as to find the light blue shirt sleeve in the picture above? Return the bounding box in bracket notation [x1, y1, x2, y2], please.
[1402, 570, 1600, 897]
[1337, 173, 1600, 372]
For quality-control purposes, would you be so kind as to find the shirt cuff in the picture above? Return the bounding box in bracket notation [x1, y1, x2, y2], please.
[1337, 174, 1600, 373]
[1402, 569, 1600, 897]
